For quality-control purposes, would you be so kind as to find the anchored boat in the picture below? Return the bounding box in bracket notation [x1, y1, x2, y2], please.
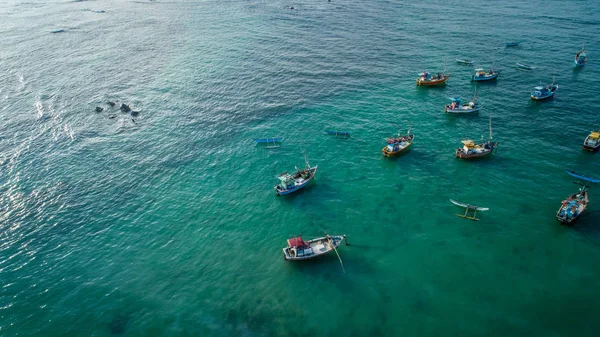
[456, 114, 498, 159]
[382, 129, 414, 156]
[530, 83, 558, 100]
[253, 137, 282, 149]
[575, 47, 587, 67]
[456, 59, 475, 65]
[582, 129, 600, 151]
[445, 87, 480, 115]
[557, 170, 598, 225]
[450, 199, 489, 221]
[416, 71, 450, 86]
[505, 41, 523, 47]
[472, 68, 499, 81]
[516, 62, 535, 70]
[282, 235, 346, 261]
[274, 152, 317, 195]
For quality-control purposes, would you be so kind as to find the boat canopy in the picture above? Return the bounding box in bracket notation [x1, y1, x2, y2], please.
[287, 237, 307, 247]
[534, 86, 544, 90]
[474, 68, 484, 72]
[450, 97, 461, 102]
[462, 140, 475, 147]
[590, 132, 599, 139]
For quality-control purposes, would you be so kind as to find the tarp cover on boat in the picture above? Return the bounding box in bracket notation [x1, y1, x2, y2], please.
[288, 237, 307, 247]
[462, 140, 475, 146]
[590, 132, 600, 139]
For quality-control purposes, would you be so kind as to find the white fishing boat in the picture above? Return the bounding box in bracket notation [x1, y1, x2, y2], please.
[282, 235, 346, 261]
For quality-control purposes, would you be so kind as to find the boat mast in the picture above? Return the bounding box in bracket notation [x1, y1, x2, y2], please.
[489, 113, 493, 141]
[303, 150, 310, 169]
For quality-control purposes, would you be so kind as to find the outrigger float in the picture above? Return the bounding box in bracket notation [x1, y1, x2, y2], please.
[382, 129, 414, 157]
[416, 71, 450, 86]
[450, 199, 489, 221]
[274, 152, 317, 195]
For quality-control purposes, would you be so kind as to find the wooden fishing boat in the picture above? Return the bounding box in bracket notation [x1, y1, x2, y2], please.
[445, 87, 480, 115]
[456, 59, 475, 65]
[456, 114, 498, 159]
[416, 71, 450, 86]
[274, 152, 317, 195]
[450, 199, 489, 221]
[282, 235, 345, 261]
[582, 129, 600, 152]
[382, 129, 414, 156]
[557, 188, 588, 225]
[566, 169, 600, 183]
[530, 83, 558, 100]
[516, 62, 535, 70]
[575, 47, 587, 67]
[253, 137, 282, 148]
[472, 68, 499, 81]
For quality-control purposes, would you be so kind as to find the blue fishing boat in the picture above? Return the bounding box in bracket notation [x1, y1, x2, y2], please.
[472, 68, 499, 81]
[456, 59, 475, 65]
[565, 169, 600, 183]
[274, 152, 317, 195]
[575, 48, 587, 67]
[530, 83, 558, 100]
[325, 131, 351, 137]
[253, 137, 282, 148]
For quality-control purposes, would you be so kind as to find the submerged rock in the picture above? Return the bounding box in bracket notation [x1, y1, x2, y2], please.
[108, 114, 117, 119]
[107, 101, 116, 107]
[95, 106, 104, 112]
[120, 104, 131, 113]
[130, 110, 139, 117]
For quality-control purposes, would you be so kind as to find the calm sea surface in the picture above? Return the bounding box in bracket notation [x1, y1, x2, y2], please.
[1, 0, 600, 336]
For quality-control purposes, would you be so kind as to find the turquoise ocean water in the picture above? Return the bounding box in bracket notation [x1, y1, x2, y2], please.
[1, 0, 600, 336]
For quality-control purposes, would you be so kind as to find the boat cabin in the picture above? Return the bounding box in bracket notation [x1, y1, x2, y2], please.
[462, 139, 475, 153]
[287, 236, 313, 258]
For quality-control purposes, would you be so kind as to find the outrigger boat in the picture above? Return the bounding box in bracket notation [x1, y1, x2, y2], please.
[472, 68, 499, 81]
[253, 137, 282, 149]
[450, 199, 489, 221]
[325, 130, 351, 137]
[516, 62, 535, 70]
[445, 87, 480, 115]
[505, 41, 523, 47]
[274, 152, 317, 195]
[382, 129, 414, 157]
[282, 235, 346, 261]
[416, 71, 450, 86]
[582, 129, 600, 152]
[456, 59, 475, 65]
[575, 47, 587, 67]
[530, 82, 558, 101]
[557, 169, 597, 225]
[456, 115, 498, 159]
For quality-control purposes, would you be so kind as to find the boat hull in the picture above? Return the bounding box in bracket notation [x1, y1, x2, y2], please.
[582, 145, 600, 152]
[445, 106, 480, 114]
[282, 235, 344, 261]
[275, 167, 318, 195]
[530, 92, 555, 100]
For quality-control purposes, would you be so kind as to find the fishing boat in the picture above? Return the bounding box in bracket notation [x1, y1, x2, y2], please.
[566, 169, 600, 183]
[557, 187, 588, 225]
[472, 68, 499, 81]
[282, 235, 346, 261]
[505, 41, 523, 47]
[530, 83, 558, 100]
[582, 129, 600, 151]
[456, 59, 475, 65]
[325, 130, 351, 137]
[274, 152, 317, 195]
[253, 137, 282, 149]
[450, 199, 489, 221]
[445, 87, 480, 115]
[416, 71, 450, 86]
[516, 62, 535, 70]
[456, 115, 498, 159]
[382, 129, 414, 156]
[575, 47, 587, 67]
